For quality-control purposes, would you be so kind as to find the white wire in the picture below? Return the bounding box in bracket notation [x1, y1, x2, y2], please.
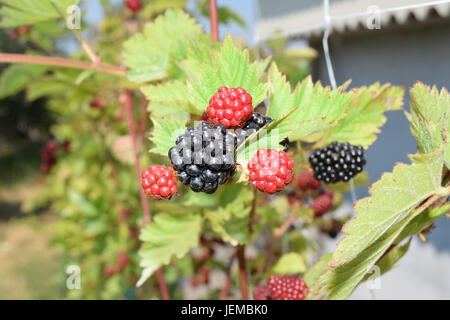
[257, 0, 450, 42]
[322, 0, 337, 90]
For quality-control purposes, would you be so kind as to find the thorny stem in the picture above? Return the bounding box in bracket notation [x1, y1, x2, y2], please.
[123, 90, 171, 300]
[0, 53, 126, 77]
[236, 244, 249, 300]
[209, 0, 219, 43]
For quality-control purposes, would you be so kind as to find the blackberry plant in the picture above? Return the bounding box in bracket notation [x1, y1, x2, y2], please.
[0, 0, 448, 302]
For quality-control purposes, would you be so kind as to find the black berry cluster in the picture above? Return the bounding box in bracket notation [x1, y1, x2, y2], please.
[169, 122, 236, 194]
[309, 141, 366, 183]
[235, 112, 289, 151]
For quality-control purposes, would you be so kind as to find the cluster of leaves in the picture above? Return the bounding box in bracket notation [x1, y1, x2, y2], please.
[1, 0, 448, 300]
[122, 9, 445, 300]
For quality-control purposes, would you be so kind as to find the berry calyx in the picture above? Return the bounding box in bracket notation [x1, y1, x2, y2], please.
[206, 87, 253, 128]
[296, 169, 321, 191]
[310, 194, 334, 217]
[253, 285, 270, 300]
[169, 121, 236, 194]
[248, 149, 294, 194]
[125, 0, 142, 13]
[141, 165, 178, 200]
[309, 141, 366, 184]
[267, 275, 308, 300]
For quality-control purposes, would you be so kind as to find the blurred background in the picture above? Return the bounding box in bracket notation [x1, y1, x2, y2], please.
[0, 0, 449, 299]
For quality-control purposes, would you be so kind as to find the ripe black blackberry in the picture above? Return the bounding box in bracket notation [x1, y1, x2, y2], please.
[309, 141, 366, 184]
[168, 121, 236, 194]
[235, 112, 290, 151]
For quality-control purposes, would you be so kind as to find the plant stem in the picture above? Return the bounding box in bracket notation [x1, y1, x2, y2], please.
[209, 0, 219, 43]
[274, 214, 297, 239]
[0, 53, 126, 77]
[50, 0, 100, 64]
[236, 244, 249, 300]
[123, 90, 170, 300]
[247, 189, 257, 233]
[219, 256, 235, 300]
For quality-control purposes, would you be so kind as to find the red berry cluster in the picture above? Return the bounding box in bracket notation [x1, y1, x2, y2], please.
[296, 169, 321, 191]
[104, 252, 130, 278]
[310, 190, 334, 218]
[289, 170, 336, 218]
[253, 275, 308, 300]
[206, 87, 253, 128]
[248, 149, 294, 194]
[141, 165, 178, 200]
[90, 98, 105, 109]
[9, 25, 31, 41]
[253, 285, 271, 300]
[40, 140, 70, 174]
[190, 266, 211, 287]
[125, 0, 142, 13]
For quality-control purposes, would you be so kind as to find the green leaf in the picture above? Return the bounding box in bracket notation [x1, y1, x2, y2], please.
[406, 82, 450, 166]
[149, 118, 186, 156]
[266, 65, 353, 142]
[147, 102, 189, 122]
[319, 83, 405, 149]
[310, 205, 430, 300]
[0, 0, 80, 27]
[235, 109, 295, 168]
[0, 64, 46, 99]
[272, 253, 307, 275]
[308, 152, 447, 300]
[204, 184, 255, 246]
[395, 202, 450, 243]
[142, 80, 195, 114]
[26, 75, 69, 101]
[371, 239, 411, 277]
[137, 213, 202, 286]
[332, 152, 446, 267]
[304, 253, 332, 289]
[123, 9, 202, 83]
[187, 34, 270, 111]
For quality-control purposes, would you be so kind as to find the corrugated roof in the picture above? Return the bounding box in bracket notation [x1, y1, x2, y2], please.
[255, 0, 450, 42]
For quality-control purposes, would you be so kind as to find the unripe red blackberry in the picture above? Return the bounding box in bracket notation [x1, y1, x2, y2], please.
[206, 87, 253, 128]
[141, 165, 178, 200]
[169, 121, 236, 194]
[236, 112, 290, 151]
[40, 140, 59, 174]
[253, 285, 270, 300]
[267, 275, 308, 300]
[90, 98, 105, 109]
[310, 194, 333, 217]
[125, 0, 142, 12]
[248, 149, 294, 194]
[309, 141, 366, 183]
[104, 266, 117, 278]
[296, 169, 321, 191]
[117, 252, 129, 272]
